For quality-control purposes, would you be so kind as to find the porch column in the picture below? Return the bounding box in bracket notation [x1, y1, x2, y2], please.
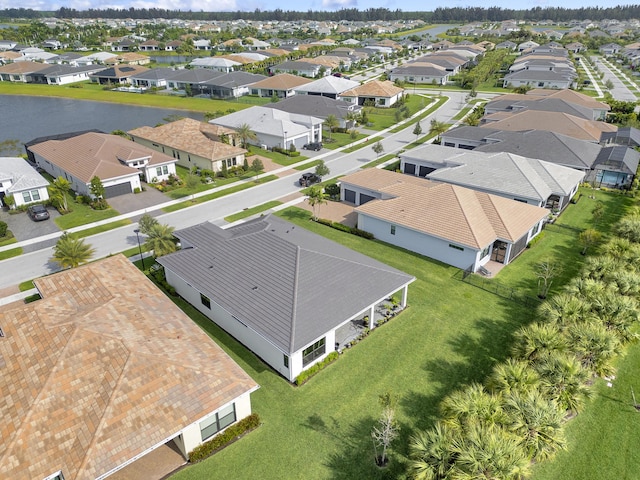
[401, 285, 408, 308]
[369, 305, 375, 329]
[504, 244, 513, 265]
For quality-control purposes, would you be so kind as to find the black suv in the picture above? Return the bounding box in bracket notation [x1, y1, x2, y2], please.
[302, 142, 323, 151]
[299, 172, 321, 187]
[27, 204, 50, 221]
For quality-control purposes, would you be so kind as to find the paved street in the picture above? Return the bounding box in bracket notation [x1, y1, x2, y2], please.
[593, 56, 638, 102]
[0, 90, 478, 290]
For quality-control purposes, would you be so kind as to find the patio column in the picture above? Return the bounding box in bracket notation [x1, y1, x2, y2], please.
[401, 285, 408, 308]
[369, 305, 375, 329]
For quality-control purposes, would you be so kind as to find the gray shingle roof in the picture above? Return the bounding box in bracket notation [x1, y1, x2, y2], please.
[157, 216, 414, 353]
[264, 94, 359, 120]
[0, 157, 49, 192]
[594, 146, 640, 175]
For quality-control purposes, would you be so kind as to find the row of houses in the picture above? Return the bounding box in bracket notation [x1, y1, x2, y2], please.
[503, 43, 578, 89]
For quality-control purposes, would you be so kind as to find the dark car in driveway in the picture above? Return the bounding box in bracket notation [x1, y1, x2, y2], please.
[27, 204, 50, 221]
[302, 142, 323, 151]
[299, 172, 321, 187]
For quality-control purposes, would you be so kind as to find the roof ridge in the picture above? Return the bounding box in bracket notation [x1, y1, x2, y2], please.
[450, 185, 491, 248]
[288, 246, 301, 353]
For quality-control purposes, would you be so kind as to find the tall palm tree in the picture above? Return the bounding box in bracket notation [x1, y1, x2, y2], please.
[503, 390, 566, 461]
[535, 352, 591, 414]
[409, 422, 457, 480]
[487, 358, 541, 396]
[306, 185, 326, 221]
[512, 322, 567, 363]
[429, 119, 449, 143]
[323, 114, 339, 140]
[144, 223, 177, 257]
[52, 233, 96, 269]
[50, 176, 71, 212]
[236, 123, 258, 149]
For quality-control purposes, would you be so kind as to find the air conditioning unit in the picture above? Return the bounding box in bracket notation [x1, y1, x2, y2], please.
[261, 144, 267, 150]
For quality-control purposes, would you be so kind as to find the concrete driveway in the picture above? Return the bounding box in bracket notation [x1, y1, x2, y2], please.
[0, 206, 61, 243]
[106, 185, 171, 215]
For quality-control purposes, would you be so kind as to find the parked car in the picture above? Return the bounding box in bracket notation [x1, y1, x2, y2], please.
[299, 172, 321, 187]
[27, 204, 50, 221]
[302, 142, 323, 151]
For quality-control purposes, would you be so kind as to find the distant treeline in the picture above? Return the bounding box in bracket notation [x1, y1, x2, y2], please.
[2, 6, 640, 23]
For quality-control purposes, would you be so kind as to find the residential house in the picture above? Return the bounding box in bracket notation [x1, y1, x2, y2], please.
[265, 94, 361, 129]
[209, 106, 323, 150]
[28, 132, 178, 197]
[0, 255, 258, 480]
[0, 62, 51, 83]
[268, 60, 325, 78]
[190, 57, 242, 72]
[600, 43, 623, 55]
[293, 75, 360, 99]
[36, 64, 107, 85]
[165, 40, 184, 51]
[517, 40, 540, 51]
[111, 38, 136, 52]
[104, 52, 151, 66]
[591, 145, 639, 188]
[130, 67, 177, 89]
[399, 144, 584, 210]
[389, 62, 450, 85]
[75, 51, 118, 65]
[338, 80, 405, 108]
[165, 68, 220, 94]
[89, 64, 151, 85]
[194, 39, 212, 50]
[250, 73, 313, 98]
[156, 215, 415, 382]
[340, 168, 548, 273]
[139, 39, 160, 51]
[128, 118, 247, 174]
[495, 40, 517, 50]
[0, 157, 50, 208]
[203, 71, 266, 99]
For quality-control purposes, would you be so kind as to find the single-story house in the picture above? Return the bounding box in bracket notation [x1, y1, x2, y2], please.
[165, 68, 221, 94]
[0, 157, 50, 208]
[250, 73, 313, 98]
[341, 169, 549, 273]
[502, 68, 577, 89]
[0, 61, 51, 82]
[293, 75, 360, 99]
[156, 216, 415, 382]
[89, 64, 151, 85]
[203, 71, 266, 99]
[268, 60, 325, 77]
[590, 145, 640, 188]
[265, 94, 361, 129]
[399, 144, 584, 210]
[209, 106, 323, 150]
[599, 43, 623, 56]
[388, 62, 450, 85]
[35, 64, 107, 85]
[75, 51, 118, 65]
[130, 67, 177, 89]
[27, 132, 178, 198]
[190, 57, 242, 72]
[104, 52, 151, 66]
[128, 118, 247, 174]
[0, 255, 258, 480]
[338, 80, 405, 108]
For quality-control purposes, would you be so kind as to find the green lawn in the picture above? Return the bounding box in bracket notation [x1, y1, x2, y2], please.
[250, 148, 308, 167]
[170, 207, 537, 480]
[70, 219, 132, 239]
[294, 159, 324, 171]
[54, 199, 121, 230]
[167, 165, 260, 199]
[0, 247, 22, 260]
[322, 131, 367, 149]
[224, 201, 282, 223]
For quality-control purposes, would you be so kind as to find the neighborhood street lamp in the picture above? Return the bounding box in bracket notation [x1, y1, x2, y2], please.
[134, 229, 145, 271]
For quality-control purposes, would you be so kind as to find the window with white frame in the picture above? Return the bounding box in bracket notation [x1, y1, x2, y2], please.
[302, 337, 326, 367]
[22, 190, 41, 203]
[199, 403, 236, 441]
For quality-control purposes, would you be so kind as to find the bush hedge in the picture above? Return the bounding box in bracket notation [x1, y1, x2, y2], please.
[188, 413, 261, 463]
[316, 218, 374, 239]
[295, 351, 339, 386]
[0, 221, 7, 238]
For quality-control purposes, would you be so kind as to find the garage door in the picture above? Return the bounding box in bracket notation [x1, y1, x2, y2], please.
[419, 166, 435, 177]
[104, 183, 133, 198]
[404, 163, 416, 175]
[359, 193, 376, 205]
[344, 189, 356, 203]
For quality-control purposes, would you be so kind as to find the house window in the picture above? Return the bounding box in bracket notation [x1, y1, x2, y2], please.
[162, 165, 169, 175]
[480, 245, 491, 259]
[156, 167, 162, 176]
[199, 403, 236, 441]
[22, 190, 41, 203]
[283, 354, 289, 368]
[302, 337, 326, 367]
[449, 244, 464, 251]
[43, 472, 65, 480]
[200, 293, 211, 309]
[390, 225, 396, 235]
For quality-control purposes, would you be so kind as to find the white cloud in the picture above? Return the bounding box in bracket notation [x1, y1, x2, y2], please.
[321, 0, 357, 9]
[0, 0, 237, 11]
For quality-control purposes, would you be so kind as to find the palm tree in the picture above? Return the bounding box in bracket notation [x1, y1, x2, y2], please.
[503, 390, 566, 461]
[583, 255, 620, 281]
[409, 422, 457, 480]
[52, 233, 96, 269]
[144, 223, 177, 257]
[539, 293, 592, 328]
[488, 358, 541, 396]
[429, 119, 449, 143]
[236, 123, 258, 149]
[535, 352, 591, 414]
[512, 322, 567, 363]
[50, 176, 71, 212]
[615, 215, 640, 243]
[567, 322, 620, 377]
[589, 291, 639, 344]
[323, 114, 339, 141]
[306, 185, 326, 221]
[440, 383, 505, 432]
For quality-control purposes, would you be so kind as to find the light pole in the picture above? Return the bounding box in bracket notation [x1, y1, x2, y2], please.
[134, 229, 145, 271]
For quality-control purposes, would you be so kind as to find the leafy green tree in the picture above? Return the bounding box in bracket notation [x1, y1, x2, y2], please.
[314, 160, 330, 178]
[372, 141, 384, 158]
[413, 121, 423, 141]
[52, 233, 95, 269]
[567, 322, 620, 377]
[540, 293, 591, 327]
[251, 158, 264, 181]
[137, 213, 158, 235]
[535, 352, 592, 414]
[306, 185, 326, 221]
[185, 174, 200, 200]
[90, 176, 105, 199]
[144, 223, 177, 257]
[578, 228, 602, 255]
[615, 215, 640, 243]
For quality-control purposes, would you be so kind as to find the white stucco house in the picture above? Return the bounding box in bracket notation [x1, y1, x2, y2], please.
[0, 157, 50, 208]
[27, 132, 178, 198]
[0, 255, 258, 480]
[156, 216, 415, 383]
[340, 169, 549, 274]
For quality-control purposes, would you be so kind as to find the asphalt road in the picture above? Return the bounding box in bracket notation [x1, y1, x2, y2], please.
[0, 90, 478, 290]
[593, 57, 638, 102]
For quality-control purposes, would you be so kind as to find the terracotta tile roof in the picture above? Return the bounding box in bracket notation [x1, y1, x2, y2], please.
[0, 61, 51, 74]
[0, 255, 257, 480]
[220, 54, 255, 64]
[340, 80, 404, 98]
[344, 169, 548, 249]
[250, 73, 313, 89]
[128, 118, 246, 163]
[481, 110, 616, 142]
[28, 132, 176, 183]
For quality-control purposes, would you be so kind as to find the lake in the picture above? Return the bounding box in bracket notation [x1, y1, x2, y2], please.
[0, 95, 205, 148]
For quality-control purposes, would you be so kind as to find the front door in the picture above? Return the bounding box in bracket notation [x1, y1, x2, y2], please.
[491, 241, 507, 263]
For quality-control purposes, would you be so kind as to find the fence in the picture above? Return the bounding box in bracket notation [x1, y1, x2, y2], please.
[456, 269, 543, 309]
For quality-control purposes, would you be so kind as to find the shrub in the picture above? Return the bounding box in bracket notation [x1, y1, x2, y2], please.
[188, 413, 261, 463]
[296, 351, 339, 386]
[325, 183, 340, 199]
[527, 231, 545, 248]
[351, 227, 374, 239]
[0, 221, 7, 238]
[133, 187, 142, 194]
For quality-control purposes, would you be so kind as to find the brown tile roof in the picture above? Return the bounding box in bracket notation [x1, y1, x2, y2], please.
[0, 61, 51, 74]
[28, 132, 176, 183]
[344, 169, 548, 249]
[220, 54, 255, 65]
[104, 53, 150, 65]
[0, 51, 21, 61]
[250, 73, 313, 89]
[481, 110, 616, 142]
[526, 88, 611, 111]
[340, 80, 404, 98]
[0, 255, 257, 480]
[128, 118, 247, 163]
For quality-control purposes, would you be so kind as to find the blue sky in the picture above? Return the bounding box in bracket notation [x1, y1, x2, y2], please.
[0, 0, 618, 13]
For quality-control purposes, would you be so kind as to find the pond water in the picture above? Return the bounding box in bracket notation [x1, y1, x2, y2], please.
[0, 95, 205, 148]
